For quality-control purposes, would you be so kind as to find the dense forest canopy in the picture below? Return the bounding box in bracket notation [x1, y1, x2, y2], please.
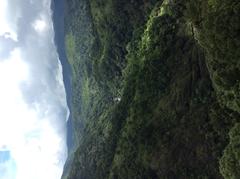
[61, 0, 240, 178]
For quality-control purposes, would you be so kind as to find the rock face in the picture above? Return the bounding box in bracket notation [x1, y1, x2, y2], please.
[62, 0, 240, 178]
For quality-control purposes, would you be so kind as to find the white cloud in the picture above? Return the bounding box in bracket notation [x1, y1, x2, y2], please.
[33, 19, 47, 33]
[0, 0, 68, 179]
[0, 1, 18, 41]
[32, 13, 50, 34]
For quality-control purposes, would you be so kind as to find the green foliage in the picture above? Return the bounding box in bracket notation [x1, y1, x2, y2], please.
[220, 123, 240, 179]
[89, 0, 159, 95]
[65, 33, 76, 67]
[184, 0, 240, 178]
[187, 0, 240, 113]
[62, 0, 240, 178]
[108, 2, 225, 178]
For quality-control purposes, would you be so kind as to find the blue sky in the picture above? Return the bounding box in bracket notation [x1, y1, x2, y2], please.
[0, 0, 68, 179]
[0, 151, 16, 179]
[0, 151, 11, 163]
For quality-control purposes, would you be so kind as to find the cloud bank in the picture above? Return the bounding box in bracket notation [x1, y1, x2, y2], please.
[0, 0, 68, 179]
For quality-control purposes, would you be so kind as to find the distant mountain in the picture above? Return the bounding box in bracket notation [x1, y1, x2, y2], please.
[51, 0, 74, 152]
[51, 1, 76, 179]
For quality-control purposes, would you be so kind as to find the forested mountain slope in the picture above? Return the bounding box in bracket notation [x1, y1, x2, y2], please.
[62, 0, 240, 178]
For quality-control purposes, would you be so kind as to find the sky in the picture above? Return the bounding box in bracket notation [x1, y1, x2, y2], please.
[0, 0, 69, 179]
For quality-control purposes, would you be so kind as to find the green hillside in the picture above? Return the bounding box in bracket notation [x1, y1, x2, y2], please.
[62, 0, 240, 178]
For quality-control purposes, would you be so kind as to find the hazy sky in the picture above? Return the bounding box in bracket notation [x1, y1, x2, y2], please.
[0, 0, 68, 179]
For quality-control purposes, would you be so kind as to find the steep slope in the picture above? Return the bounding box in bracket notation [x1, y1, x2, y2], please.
[62, 0, 240, 178]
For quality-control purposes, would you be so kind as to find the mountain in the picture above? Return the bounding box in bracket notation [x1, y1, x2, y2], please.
[51, 0, 74, 151]
[60, 0, 240, 178]
[51, 1, 76, 178]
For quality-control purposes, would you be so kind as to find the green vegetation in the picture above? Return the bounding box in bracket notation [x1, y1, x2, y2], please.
[65, 33, 76, 67]
[184, 0, 240, 112]
[62, 0, 240, 178]
[220, 123, 240, 179]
